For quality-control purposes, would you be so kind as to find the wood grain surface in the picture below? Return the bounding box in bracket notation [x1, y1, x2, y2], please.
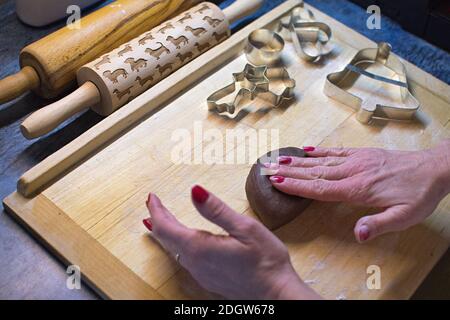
[2, 0, 450, 299]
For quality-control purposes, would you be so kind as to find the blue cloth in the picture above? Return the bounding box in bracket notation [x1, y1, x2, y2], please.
[219, 0, 450, 84]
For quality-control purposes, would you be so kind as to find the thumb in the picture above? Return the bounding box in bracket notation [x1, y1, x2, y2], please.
[191, 185, 257, 240]
[354, 205, 410, 243]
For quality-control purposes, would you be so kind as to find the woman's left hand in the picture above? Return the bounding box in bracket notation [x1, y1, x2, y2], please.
[143, 185, 320, 300]
[266, 142, 450, 243]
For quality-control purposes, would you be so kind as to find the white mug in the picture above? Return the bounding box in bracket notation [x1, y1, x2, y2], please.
[16, 0, 104, 27]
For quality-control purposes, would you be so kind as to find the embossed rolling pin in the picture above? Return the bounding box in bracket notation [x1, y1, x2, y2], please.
[21, 0, 262, 139]
[0, 0, 202, 104]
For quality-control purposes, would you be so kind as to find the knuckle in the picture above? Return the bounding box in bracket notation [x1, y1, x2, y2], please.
[369, 216, 388, 235]
[365, 208, 412, 236]
[209, 201, 228, 221]
[353, 160, 369, 172]
[384, 209, 411, 231]
[322, 157, 336, 166]
[359, 149, 384, 163]
[312, 179, 328, 196]
[332, 147, 348, 156]
[276, 166, 288, 176]
[309, 158, 321, 166]
[361, 215, 384, 236]
[348, 178, 372, 201]
[239, 219, 259, 234]
[309, 167, 325, 179]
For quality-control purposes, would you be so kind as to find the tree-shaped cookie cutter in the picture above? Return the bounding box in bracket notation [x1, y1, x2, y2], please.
[207, 64, 296, 118]
[324, 42, 420, 124]
[277, 3, 333, 62]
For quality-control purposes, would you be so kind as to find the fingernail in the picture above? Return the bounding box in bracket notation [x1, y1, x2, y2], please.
[270, 176, 285, 183]
[358, 225, 370, 242]
[143, 218, 153, 231]
[303, 146, 315, 152]
[278, 156, 292, 165]
[192, 185, 209, 204]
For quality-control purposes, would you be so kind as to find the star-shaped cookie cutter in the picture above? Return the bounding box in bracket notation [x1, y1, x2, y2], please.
[277, 3, 333, 62]
[324, 42, 420, 124]
[207, 64, 296, 118]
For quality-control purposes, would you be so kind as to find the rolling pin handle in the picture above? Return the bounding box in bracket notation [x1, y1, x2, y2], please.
[0, 66, 40, 104]
[20, 81, 101, 140]
[223, 0, 263, 24]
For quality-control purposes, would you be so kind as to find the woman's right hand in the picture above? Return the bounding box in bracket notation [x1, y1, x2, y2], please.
[266, 140, 450, 243]
[144, 185, 320, 300]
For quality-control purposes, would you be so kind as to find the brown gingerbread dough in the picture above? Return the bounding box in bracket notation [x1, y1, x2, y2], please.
[245, 147, 312, 230]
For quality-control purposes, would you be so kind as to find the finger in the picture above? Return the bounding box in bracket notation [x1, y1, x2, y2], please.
[278, 156, 346, 168]
[270, 176, 352, 201]
[305, 147, 356, 158]
[191, 185, 264, 241]
[270, 164, 349, 181]
[354, 205, 411, 243]
[145, 193, 193, 256]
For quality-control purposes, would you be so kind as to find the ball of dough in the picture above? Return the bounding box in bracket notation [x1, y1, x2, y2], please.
[245, 147, 312, 230]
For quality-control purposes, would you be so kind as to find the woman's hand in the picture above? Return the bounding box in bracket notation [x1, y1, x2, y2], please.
[267, 140, 450, 243]
[143, 185, 320, 300]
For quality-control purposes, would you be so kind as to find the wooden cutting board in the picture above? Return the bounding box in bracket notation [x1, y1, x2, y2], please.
[3, 0, 450, 299]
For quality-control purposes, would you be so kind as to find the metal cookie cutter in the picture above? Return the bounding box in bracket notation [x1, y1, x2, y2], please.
[256, 67, 296, 106]
[207, 64, 269, 115]
[207, 64, 296, 118]
[277, 4, 333, 62]
[245, 29, 285, 66]
[324, 42, 420, 124]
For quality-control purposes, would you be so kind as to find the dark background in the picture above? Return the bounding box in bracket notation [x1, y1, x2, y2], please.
[0, 0, 449, 299]
[350, 0, 450, 51]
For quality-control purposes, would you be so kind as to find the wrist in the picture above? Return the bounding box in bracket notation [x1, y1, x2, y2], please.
[428, 140, 450, 196]
[265, 264, 322, 300]
[278, 279, 321, 300]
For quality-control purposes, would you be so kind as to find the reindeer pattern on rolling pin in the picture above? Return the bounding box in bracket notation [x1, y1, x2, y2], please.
[80, 2, 230, 109]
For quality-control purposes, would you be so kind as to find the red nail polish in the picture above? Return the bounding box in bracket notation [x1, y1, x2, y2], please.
[359, 225, 370, 242]
[192, 185, 209, 204]
[303, 146, 315, 152]
[278, 156, 292, 165]
[143, 218, 153, 231]
[270, 176, 285, 183]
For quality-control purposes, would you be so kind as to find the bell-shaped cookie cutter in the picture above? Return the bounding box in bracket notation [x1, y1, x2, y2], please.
[324, 42, 420, 124]
[277, 4, 333, 62]
[207, 64, 296, 118]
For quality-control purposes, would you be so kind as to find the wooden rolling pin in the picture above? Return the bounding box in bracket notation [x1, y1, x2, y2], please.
[0, 0, 201, 104]
[21, 0, 262, 139]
